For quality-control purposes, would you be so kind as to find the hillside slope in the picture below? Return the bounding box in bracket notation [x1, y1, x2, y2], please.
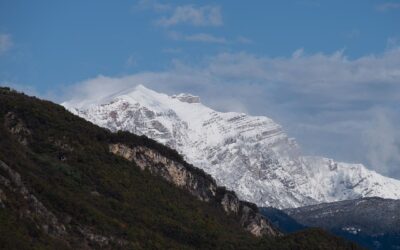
[0, 87, 361, 249]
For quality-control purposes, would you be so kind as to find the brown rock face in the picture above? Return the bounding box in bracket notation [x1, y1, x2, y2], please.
[109, 143, 281, 237]
[109, 143, 217, 201]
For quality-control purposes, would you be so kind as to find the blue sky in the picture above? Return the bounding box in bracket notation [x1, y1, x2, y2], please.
[1, 0, 399, 88]
[1, 0, 400, 178]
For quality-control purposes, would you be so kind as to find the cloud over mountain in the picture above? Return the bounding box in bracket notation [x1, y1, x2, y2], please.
[63, 47, 400, 178]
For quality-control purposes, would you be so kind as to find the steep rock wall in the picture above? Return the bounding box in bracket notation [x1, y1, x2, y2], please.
[109, 143, 281, 237]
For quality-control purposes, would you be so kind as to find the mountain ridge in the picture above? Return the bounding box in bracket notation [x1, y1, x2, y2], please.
[63, 84, 400, 209]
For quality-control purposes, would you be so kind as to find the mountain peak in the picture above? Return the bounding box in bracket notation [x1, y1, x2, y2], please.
[133, 84, 156, 94]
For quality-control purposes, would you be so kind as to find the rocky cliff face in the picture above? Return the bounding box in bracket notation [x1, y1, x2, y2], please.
[109, 143, 280, 237]
[63, 85, 400, 209]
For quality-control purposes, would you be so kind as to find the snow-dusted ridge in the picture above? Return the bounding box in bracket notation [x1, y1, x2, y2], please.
[63, 85, 400, 208]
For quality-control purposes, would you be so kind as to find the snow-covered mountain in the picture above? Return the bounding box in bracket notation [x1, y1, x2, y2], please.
[62, 85, 400, 208]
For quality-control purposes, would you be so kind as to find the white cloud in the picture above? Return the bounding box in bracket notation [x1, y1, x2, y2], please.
[0, 33, 13, 55]
[135, 2, 248, 44]
[363, 108, 400, 176]
[376, 2, 400, 11]
[156, 5, 222, 27]
[292, 48, 304, 58]
[64, 47, 400, 113]
[205, 49, 400, 92]
[64, 47, 400, 178]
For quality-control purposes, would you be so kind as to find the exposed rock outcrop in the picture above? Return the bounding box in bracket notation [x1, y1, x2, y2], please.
[0, 160, 67, 238]
[109, 143, 217, 202]
[3, 112, 31, 145]
[109, 143, 281, 237]
[77, 226, 129, 249]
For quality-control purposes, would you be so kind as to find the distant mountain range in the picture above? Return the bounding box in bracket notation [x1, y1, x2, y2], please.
[64, 85, 400, 209]
[284, 197, 400, 250]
